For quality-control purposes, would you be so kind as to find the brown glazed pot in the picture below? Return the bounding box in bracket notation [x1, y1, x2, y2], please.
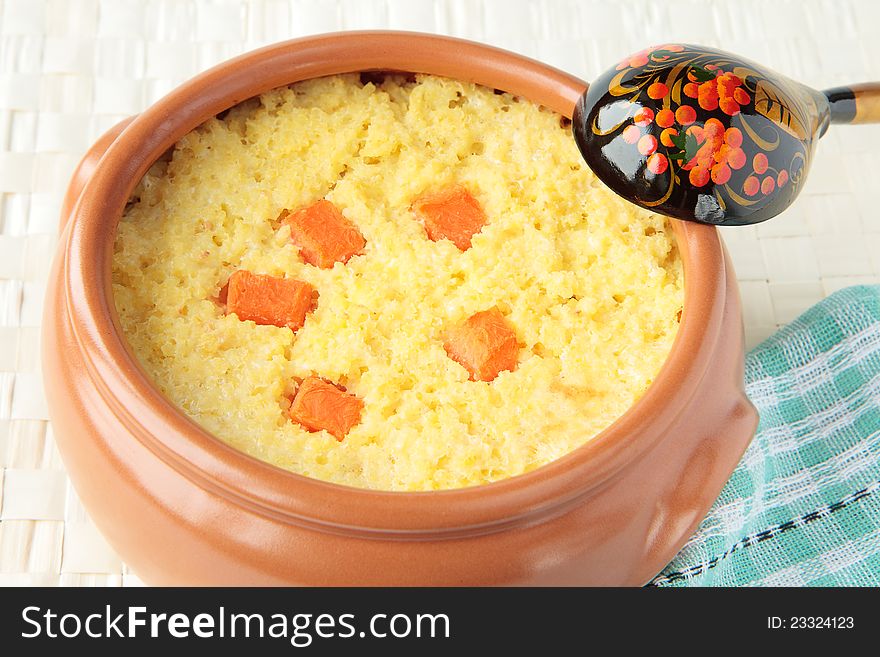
[43, 32, 758, 586]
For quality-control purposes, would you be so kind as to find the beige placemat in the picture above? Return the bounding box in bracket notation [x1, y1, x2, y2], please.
[1, 0, 879, 586]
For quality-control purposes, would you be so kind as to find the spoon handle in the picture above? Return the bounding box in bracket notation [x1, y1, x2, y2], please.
[825, 82, 880, 124]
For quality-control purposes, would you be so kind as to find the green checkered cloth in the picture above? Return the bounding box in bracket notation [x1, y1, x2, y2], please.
[651, 285, 880, 587]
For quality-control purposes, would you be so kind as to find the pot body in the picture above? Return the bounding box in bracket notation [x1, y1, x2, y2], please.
[42, 32, 757, 586]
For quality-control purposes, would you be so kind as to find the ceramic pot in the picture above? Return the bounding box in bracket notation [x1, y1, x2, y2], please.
[42, 32, 758, 586]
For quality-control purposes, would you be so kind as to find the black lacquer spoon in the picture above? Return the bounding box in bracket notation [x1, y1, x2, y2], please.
[572, 44, 880, 226]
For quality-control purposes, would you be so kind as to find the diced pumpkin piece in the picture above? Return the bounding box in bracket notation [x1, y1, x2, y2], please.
[443, 308, 519, 381]
[412, 186, 487, 251]
[283, 200, 366, 268]
[226, 270, 315, 332]
[289, 376, 364, 440]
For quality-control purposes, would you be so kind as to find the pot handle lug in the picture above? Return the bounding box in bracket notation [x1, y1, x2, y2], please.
[59, 115, 137, 233]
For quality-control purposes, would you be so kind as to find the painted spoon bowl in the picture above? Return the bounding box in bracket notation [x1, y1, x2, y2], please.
[573, 43, 880, 226]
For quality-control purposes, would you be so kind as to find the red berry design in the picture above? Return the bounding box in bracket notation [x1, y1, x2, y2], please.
[634, 107, 655, 126]
[727, 147, 746, 170]
[711, 162, 732, 185]
[622, 124, 641, 144]
[638, 134, 658, 156]
[761, 176, 776, 195]
[683, 69, 750, 115]
[722, 73, 742, 88]
[753, 152, 769, 174]
[655, 108, 675, 128]
[703, 118, 725, 136]
[660, 127, 679, 147]
[617, 53, 648, 70]
[647, 153, 669, 175]
[719, 97, 740, 116]
[681, 118, 725, 176]
[697, 81, 719, 111]
[687, 125, 706, 144]
[689, 165, 710, 187]
[675, 105, 697, 125]
[647, 82, 669, 99]
[743, 176, 760, 196]
[631, 54, 649, 67]
[724, 127, 743, 148]
[777, 169, 789, 187]
[617, 45, 681, 70]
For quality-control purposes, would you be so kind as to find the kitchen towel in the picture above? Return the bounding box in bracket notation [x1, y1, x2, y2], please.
[652, 284, 880, 586]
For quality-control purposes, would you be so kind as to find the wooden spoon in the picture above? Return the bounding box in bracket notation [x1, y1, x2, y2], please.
[572, 44, 880, 225]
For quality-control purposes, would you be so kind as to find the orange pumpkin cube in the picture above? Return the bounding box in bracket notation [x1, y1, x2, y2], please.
[283, 200, 366, 269]
[226, 270, 315, 332]
[443, 308, 519, 381]
[289, 376, 364, 441]
[412, 186, 487, 251]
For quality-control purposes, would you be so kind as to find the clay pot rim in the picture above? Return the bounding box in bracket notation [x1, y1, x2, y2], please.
[62, 31, 725, 535]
